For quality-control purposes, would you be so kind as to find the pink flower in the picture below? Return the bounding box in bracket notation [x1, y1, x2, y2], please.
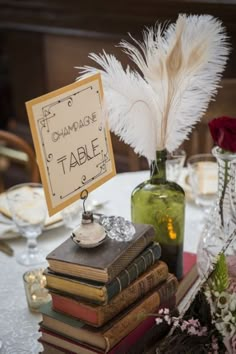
[199, 326, 208, 336]
[179, 318, 207, 337]
[212, 335, 219, 351]
[208, 335, 219, 354]
[188, 318, 200, 327]
[163, 308, 170, 315]
[224, 334, 236, 354]
[164, 315, 171, 325]
[155, 317, 163, 325]
[187, 326, 197, 335]
[180, 320, 189, 331]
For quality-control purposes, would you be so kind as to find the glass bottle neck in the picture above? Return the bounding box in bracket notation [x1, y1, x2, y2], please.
[150, 150, 167, 182]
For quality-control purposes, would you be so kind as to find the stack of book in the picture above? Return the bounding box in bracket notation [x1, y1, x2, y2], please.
[38, 223, 179, 354]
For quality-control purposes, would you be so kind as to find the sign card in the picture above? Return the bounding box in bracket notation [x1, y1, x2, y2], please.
[26, 73, 116, 216]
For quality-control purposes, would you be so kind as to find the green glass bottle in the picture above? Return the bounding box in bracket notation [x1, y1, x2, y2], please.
[131, 150, 185, 279]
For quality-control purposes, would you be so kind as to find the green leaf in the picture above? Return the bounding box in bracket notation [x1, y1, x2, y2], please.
[208, 253, 229, 293]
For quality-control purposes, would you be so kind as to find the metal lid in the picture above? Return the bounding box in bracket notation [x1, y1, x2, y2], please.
[81, 211, 93, 224]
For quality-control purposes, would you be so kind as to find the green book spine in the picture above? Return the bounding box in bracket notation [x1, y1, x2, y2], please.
[106, 242, 161, 301]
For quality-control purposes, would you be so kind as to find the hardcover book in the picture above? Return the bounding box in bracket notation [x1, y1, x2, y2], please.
[50, 261, 168, 326]
[176, 251, 198, 305]
[39, 298, 176, 354]
[39, 335, 102, 354]
[45, 242, 162, 305]
[39, 340, 72, 354]
[40, 274, 178, 351]
[46, 223, 155, 283]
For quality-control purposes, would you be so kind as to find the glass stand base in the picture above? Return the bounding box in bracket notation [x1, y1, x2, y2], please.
[16, 250, 45, 266]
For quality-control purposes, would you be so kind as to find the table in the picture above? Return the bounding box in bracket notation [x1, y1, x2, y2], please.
[0, 171, 203, 354]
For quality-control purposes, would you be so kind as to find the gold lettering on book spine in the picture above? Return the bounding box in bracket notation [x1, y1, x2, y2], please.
[115, 276, 123, 292]
[108, 226, 155, 280]
[141, 255, 147, 268]
[124, 269, 131, 285]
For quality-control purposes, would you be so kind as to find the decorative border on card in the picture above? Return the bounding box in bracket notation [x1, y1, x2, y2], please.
[26, 74, 116, 216]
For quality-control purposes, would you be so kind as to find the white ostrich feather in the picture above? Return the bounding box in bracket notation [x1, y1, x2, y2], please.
[79, 53, 159, 159]
[78, 14, 230, 161]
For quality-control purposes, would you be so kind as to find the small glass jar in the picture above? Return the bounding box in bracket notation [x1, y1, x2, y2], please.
[23, 268, 51, 312]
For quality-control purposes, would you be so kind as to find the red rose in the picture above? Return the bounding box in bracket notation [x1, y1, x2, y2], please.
[208, 116, 236, 152]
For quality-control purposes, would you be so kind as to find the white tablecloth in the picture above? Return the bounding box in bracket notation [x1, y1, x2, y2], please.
[0, 171, 203, 354]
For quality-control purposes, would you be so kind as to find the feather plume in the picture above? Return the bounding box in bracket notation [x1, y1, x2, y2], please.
[78, 14, 230, 161]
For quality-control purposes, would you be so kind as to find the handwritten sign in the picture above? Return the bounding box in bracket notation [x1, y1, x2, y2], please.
[26, 73, 116, 216]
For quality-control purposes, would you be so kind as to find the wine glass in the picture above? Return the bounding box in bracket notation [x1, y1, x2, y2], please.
[187, 153, 218, 215]
[6, 182, 47, 266]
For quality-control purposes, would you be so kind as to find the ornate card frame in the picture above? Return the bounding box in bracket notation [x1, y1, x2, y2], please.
[26, 73, 116, 216]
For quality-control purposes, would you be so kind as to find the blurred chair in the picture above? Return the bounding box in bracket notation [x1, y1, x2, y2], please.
[0, 130, 40, 192]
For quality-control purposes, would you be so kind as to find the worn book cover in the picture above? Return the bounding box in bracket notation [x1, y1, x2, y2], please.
[40, 273, 178, 351]
[38, 335, 103, 354]
[46, 223, 155, 283]
[50, 261, 168, 326]
[45, 242, 162, 305]
[39, 297, 176, 354]
[176, 251, 198, 305]
[39, 339, 75, 354]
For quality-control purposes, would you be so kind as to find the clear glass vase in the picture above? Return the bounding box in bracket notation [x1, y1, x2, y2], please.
[131, 150, 185, 279]
[197, 146, 236, 277]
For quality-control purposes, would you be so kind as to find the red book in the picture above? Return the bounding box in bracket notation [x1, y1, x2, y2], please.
[176, 251, 198, 305]
[183, 252, 197, 277]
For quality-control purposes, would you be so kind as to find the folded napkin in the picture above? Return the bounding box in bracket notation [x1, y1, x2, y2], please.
[0, 215, 18, 239]
[0, 190, 62, 228]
